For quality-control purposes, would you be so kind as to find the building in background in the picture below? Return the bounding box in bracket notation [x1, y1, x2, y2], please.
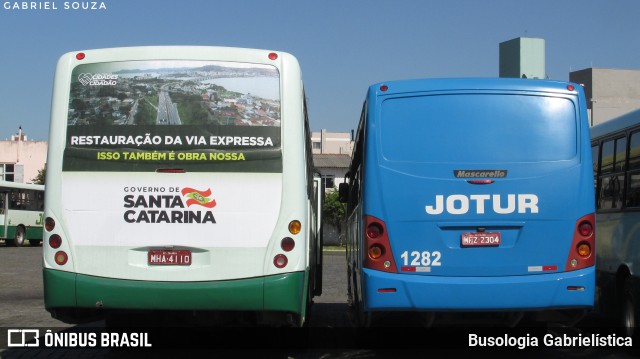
[569, 68, 640, 126]
[499, 36, 640, 126]
[313, 153, 351, 191]
[311, 129, 353, 155]
[499, 37, 546, 79]
[311, 130, 353, 192]
[0, 127, 47, 183]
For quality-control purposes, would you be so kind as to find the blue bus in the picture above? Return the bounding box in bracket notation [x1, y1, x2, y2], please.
[339, 78, 596, 327]
[590, 108, 640, 337]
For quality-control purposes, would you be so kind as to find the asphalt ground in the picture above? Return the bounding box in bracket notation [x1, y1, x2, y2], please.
[1, 245, 639, 358]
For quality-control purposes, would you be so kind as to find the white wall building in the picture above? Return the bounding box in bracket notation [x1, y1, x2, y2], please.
[311, 130, 353, 192]
[569, 68, 640, 126]
[0, 127, 47, 183]
[311, 129, 353, 155]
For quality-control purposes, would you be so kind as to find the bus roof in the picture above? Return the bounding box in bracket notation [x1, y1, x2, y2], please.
[590, 108, 640, 140]
[368, 77, 581, 97]
[0, 180, 44, 191]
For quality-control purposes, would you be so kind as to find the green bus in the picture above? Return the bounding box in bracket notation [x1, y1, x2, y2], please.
[0, 180, 45, 247]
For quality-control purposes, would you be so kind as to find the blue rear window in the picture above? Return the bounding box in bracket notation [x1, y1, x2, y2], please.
[380, 94, 577, 163]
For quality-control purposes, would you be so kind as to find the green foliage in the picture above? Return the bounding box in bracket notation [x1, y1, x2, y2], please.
[32, 166, 46, 185]
[135, 97, 157, 125]
[172, 93, 209, 124]
[323, 189, 346, 235]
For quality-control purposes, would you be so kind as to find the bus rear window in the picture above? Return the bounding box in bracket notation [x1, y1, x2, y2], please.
[63, 60, 281, 173]
[380, 94, 577, 163]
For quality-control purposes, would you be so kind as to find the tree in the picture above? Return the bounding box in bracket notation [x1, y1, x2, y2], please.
[32, 166, 46, 185]
[323, 189, 346, 240]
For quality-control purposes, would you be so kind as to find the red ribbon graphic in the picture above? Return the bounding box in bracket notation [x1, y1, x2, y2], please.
[181, 187, 217, 208]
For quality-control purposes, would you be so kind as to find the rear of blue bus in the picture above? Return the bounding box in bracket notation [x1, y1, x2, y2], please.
[359, 78, 595, 322]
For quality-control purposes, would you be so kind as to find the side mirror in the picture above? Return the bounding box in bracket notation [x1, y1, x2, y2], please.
[338, 182, 349, 203]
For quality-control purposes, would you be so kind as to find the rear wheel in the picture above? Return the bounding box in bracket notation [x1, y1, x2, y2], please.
[620, 277, 637, 338]
[7, 226, 26, 247]
[15, 226, 25, 246]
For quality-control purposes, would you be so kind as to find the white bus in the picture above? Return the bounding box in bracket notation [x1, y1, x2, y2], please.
[43, 46, 322, 326]
[0, 180, 44, 247]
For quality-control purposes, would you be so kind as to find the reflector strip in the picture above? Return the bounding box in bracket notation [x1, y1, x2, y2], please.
[567, 286, 585, 291]
[378, 288, 397, 293]
[528, 265, 558, 272]
[401, 266, 431, 272]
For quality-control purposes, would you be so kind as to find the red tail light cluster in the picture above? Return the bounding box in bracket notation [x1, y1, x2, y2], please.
[273, 254, 288, 268]
[564, 213, 595, 271]
[45, 217, 68, 266]
[364, 216, 397, 273]
[49, 234, 62, 249]
[272, 220, 300, 269]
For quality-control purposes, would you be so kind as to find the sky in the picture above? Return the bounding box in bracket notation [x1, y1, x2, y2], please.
[0, 0, 639, 141]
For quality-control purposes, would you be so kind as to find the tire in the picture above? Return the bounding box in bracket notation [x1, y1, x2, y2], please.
[12, 226, 25, 247]
[620, 277, 637, 338]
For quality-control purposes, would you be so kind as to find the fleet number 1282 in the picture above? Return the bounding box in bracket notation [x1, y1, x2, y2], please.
[400, 251, 442, 266]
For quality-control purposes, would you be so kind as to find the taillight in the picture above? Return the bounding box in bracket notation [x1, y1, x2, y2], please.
[366, 223, 383, 239]
[288, 220, 301, 235]
[273, 254, 288, 268]
[577, 242, 591, 257]
[578, 221, 594, 237]
[364, 216, 397, 273]
[55, 251, 68, 265]
[281, 237, 295, 252]
[564, 213, 595, 271]
[49, 234, 62, 249]
[45, 217, 55, 232]
[369, 244, 384, 259]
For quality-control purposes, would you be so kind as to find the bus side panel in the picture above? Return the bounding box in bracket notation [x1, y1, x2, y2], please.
[43, 269, 77, 309]
[264, 271, 305, 313]
[25, 226, 43, 241]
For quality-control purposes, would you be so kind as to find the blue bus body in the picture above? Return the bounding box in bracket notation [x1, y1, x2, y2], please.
[342, 78, 596, 325]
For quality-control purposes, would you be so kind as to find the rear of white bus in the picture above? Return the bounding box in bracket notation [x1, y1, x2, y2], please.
[43, 46, 314, 326]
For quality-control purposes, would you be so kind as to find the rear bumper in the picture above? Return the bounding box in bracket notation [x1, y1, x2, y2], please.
[362, 267, 594, 311]
[44, 268, 305, 315]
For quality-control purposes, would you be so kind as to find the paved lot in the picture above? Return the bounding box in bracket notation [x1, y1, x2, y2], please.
[1, 245, 639, 358]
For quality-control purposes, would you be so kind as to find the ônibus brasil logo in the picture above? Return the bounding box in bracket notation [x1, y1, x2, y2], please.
[123, 187, 217, 223]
